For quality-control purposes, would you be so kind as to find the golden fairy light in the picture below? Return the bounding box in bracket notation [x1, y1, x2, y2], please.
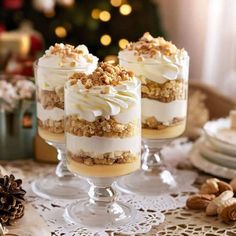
[104, 55, 118, 65]
[55, 26, 67, 38]
[119, 4, 132, 15]
[100, 34, 112, 46]
[118, 38, 129, 49]
[110, 0, 122, 7]
[91, 8, 101, 19]
[99, 11, 111, 22]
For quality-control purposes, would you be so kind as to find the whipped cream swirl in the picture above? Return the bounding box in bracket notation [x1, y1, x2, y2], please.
[65, 78, 140, 122]
[37, 44, 98, 91]
[119, 50, 189, 84]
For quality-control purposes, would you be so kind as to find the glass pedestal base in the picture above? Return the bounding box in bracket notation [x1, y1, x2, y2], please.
[116, 169, 179, 196]
[65, 199, 135, 227]
[31, 174, 88, 200]
[116, 138, 180, 196]
[64, 178, 136, 228]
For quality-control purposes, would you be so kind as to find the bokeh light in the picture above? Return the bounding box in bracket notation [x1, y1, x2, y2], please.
[91, 8, 101, 19]
[55, 26, 67, 38]
[110, 0, 122, 7]
[99, 11, 111, 22]
[118, 38, 129, 49]
[100, 34, 112, 46]
[119, 4, 132, 15]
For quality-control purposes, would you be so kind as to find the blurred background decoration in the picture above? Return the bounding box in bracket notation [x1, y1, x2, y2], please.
[0, 0, 164, 61]
[0, 0, 236, 161]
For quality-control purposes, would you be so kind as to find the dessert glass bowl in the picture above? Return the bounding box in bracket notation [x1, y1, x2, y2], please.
[31, 62, 88, 200]
[117, 58, 189, 196]
[64, 71, 141, 227]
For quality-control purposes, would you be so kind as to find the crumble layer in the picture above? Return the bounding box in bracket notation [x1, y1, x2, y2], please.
[142, 120, 186, 139]
[38, 118, 64, 133]
[141, 78, 186, 102]
[67, 150, 138, 165]
[37, 89, 64, 109]
[67, 155, 140, 177]
[142, 116, 185, 130]
[65, 115, 138, 138]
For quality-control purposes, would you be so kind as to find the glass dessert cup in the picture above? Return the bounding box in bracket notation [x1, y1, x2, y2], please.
[64, 65, 141, 227]
[31, 62, 89, 200]
[117, 57, 189, 196]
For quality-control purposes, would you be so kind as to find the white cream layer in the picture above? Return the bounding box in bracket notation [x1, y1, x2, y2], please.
[37, 44, 98, 91]
[142, 98, 187, 124]
[37, 102, 64, 121]
[119, 51, 189, 84]
[65, 78, 140, 123]
[66, 133, 141, 157]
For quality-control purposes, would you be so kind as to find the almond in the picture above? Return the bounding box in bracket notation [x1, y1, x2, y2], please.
[217, 198, 236, 215]
[200, 178, 219, 194]
[219, 203, 236, 223]
[186, 194, 215, 210]
[218, 181, 233, 194]
[230, 178, 236, 193]
[206, 190, 234, 216]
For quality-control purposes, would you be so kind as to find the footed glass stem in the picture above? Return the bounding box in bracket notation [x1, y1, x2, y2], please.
[65, 178, 136, 228]
[32, 141, 88, 200]
[117, 139, 180, 196]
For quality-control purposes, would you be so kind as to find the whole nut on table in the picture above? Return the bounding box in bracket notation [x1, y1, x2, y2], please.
[219, 203, 236, 223]
[186, 194, 215, 210]
[217, 198, 236, 215]
[200, 178, 232, 195]
[230, 178, 236, 193]
[200, 178, 219, 194]
[206, 190, 234, 216]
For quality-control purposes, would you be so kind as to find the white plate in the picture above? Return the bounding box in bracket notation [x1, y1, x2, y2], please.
[197, 138, 236, 169]
[204, 118, 236, 156]
[189, 143, 236, 179]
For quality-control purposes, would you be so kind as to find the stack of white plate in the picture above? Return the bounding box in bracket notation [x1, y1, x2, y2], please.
[189, 118, 236, 179]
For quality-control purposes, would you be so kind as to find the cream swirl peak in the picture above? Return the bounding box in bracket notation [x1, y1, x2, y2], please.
[38, 43, 98, 69]
[37, 44, 98, 91]
[118, 32, 189, 83]
[65, 62, 140, 122]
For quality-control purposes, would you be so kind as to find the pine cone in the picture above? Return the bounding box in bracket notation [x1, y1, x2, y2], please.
[0, 174, 26, 225]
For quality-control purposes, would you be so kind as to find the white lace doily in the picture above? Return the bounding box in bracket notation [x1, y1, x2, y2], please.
[26, 191, 192, 235]
[3, 139, 199, 235]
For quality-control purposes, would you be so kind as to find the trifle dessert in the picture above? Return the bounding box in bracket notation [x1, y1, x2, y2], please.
[35, 43, 98, 143]
[119, 32, 189, 139]
[32, 43, 97, 200]
[65, 62, 141, 177]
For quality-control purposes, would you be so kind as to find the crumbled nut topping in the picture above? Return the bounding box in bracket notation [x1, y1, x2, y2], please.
[125, 32, 186, 57]
[68, 62, 134, 89]
[45, 43, 94, 64]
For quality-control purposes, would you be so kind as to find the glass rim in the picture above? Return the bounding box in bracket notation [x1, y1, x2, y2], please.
[33, 60, 91, 71]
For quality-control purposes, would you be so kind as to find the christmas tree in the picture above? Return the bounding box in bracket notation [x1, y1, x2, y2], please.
[0, 0, 164, 59]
